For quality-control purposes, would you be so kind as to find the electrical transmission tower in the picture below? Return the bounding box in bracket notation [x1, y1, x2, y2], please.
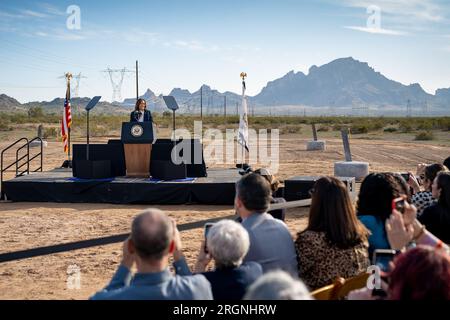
[58, 72, 86, 98]
[352, 104, 369, 117]
[406, 99, 412, 118]
[72, 72, 87, 97]
[102, 67, 134, 102]
[422, 100, 429, 116]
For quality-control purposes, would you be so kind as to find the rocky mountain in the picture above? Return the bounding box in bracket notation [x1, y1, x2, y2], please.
[435, 88, 450, 108]
[0, 94, 24, 112]
[19, 97, 129, 115]
[253, 57, 434, 108]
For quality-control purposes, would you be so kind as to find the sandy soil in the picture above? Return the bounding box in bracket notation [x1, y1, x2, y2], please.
[0, 133, 449, 299]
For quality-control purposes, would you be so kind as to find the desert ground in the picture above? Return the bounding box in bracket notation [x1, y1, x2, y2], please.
[0, 124, 449, 299]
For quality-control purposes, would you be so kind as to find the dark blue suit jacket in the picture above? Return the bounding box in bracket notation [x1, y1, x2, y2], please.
[130, 110, 152, 123]
[201, 262, 263, 300]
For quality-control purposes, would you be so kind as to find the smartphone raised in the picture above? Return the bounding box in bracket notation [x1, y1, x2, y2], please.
[203, 223, 214, 253]
[400, 173, 410, 182]
[392, 197, 406, 214]
[372, 249, 397, 273]
[371, 249, 396, 298]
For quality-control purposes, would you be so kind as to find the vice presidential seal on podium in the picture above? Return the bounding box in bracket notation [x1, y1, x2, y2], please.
[121, 121, 154, 177]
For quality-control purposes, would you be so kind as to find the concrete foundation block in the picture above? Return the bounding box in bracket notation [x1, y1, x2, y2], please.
[29, 140, 48, 148]
[334, 161, 369, 181]
[306, 140, 326, 151]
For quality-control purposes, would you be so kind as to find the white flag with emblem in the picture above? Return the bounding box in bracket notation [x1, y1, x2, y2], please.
[238, 78, 249, 152]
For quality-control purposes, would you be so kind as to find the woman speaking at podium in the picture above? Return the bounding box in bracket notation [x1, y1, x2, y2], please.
[130, 98, 153, 123]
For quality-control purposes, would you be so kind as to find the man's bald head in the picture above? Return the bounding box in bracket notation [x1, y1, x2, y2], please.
[131, 209, 173, 261]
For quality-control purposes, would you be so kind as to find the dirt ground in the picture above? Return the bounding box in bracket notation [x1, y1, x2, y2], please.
[0, 132, 449, 299]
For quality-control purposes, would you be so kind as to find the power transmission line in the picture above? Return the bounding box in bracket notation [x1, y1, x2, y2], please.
[101, 67, 134, 102]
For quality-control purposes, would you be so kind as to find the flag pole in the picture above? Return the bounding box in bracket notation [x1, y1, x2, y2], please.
[238, 72, 248, 169]
[66, 73, 72, 165]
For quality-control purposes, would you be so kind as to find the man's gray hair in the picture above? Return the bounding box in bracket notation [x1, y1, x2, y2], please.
[207, 220, 250, 268]
[131, 208, 173, 261]
[244, 271, 312, 300]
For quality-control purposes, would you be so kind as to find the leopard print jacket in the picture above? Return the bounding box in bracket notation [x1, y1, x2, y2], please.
[295, 230, 370, 291]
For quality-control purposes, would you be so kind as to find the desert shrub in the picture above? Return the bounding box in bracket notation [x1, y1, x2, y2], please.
[43, 127, 58, 139]
[399, 122, 414, 133]
[436, 118, 450, 131]
[90, 125, 109, 137]
[0, 117, 12, 131]
[415, 131, 434, 141]
[281, 125, 302, 134]
[351, 124, 369, 134]
[416, 120, 433, 131]
[384, 127, 398, 133]
[317, 125, 330, 132]
[28, 106, 44, 118]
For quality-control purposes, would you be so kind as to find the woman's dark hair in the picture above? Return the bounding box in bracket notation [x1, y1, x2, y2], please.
[307, 176, 368, 249]
[389, 246, 450, 300]
[424, 164, 448, 191]
[134, 98, 147, 111]
[391, 173, 411, 203]
[436, 171, 450, 210]
[357, 173, 402, 221]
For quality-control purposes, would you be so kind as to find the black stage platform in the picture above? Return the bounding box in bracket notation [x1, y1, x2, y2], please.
[3, 168, 240, 205]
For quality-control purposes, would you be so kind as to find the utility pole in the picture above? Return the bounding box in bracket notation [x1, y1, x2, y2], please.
[406, 99, 412, 118]
[136, 60, 139, 102]
[224, 95, 227, 120]
[200, 86, 203, 119]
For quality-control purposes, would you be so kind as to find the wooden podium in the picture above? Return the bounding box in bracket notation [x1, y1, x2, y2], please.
[121, 122, 154, 177]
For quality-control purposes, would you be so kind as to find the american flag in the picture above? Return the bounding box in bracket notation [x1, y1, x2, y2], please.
[61, 81, 72, 153]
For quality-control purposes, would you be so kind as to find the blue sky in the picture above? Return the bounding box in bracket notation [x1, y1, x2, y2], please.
[0, 0, 450, 102]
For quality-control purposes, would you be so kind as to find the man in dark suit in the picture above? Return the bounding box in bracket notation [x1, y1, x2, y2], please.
[130, 98, 153, 123]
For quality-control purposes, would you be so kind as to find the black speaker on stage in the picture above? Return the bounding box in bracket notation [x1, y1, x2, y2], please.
[74, 160, 112, 179]
[284, 176, 355, 201]
[151, 160, 187, 180]
[151, 139, 207, 178]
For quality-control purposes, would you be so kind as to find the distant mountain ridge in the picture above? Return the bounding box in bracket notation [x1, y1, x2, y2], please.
[1, 57, 449, 114]
[253, 57, 433, 108]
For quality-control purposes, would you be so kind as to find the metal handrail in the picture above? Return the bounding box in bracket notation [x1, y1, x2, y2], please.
[1, 137, 43, 200]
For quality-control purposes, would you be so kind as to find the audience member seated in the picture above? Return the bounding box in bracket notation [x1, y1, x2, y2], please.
[244, 270, 312, 300]
[357, 173, 405, 256]
[295, 177, 370, 290]
[235, 173, 298, 276]
[254, 168, 286, 221]
[349, 246, 450, 300]
[90, 209, 212, 300]
[180, 220, 263, 300]
[409, 164, 447, 216]
[419, 171, 450, 244]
